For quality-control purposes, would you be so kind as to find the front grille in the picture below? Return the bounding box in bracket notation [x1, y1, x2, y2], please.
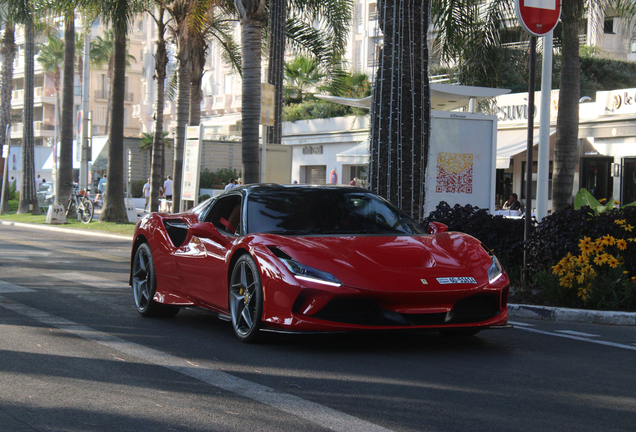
[306, 294, 501, 327]
[312, 298, 385, 325]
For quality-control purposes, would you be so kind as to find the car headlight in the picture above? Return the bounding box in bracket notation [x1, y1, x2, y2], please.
[279, 257, 342, 287]
[485, 249, 504, 284]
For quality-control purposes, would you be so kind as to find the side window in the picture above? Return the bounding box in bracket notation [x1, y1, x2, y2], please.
[205, 196, 242, 235]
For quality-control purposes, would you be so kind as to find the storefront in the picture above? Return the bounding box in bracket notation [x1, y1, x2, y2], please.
[494, 88, 636, 209]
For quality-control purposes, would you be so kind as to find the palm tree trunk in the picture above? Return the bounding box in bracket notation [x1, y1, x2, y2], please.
[0, 22, 16, 214]
[150, 10, 168, 213]
[235, 0, 266, 184]
[267, 0, 285, 146]
[552, 0, 584, 212]
[100, 26, 129, 222]
[59, 11, 75, 208]
[18, 19, 38, 214]
[369, 0, 430, 222]
[189, 39, 204, 127]
[172, 33, 192, 213]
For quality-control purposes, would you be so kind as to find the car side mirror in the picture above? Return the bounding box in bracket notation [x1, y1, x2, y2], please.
[427, 221, 448, 234]
[189, 222, 224, 240]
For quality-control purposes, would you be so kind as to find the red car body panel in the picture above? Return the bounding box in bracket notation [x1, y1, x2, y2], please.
[130, 186, 509, 334]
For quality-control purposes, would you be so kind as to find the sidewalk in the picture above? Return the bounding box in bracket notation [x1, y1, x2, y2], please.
[1, 218, 635, 326]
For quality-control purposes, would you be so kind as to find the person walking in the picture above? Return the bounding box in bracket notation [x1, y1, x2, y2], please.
[163, 175, 173, 213]
[143, 178, 151, 211]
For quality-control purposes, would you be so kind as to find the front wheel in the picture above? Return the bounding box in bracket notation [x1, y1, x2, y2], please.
[229, 255, 263, 343]
[131, 243, 178, 317]
[78, 198, 94, 223]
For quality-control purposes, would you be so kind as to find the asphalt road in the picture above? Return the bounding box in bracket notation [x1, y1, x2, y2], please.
[0, 223, 635, 432]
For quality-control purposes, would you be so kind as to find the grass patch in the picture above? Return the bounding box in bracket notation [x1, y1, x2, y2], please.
[0, 212, 136, 236]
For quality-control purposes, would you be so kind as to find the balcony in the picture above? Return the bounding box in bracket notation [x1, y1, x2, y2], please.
[231, 94, 242, 110]
[94, 89, 108, 100]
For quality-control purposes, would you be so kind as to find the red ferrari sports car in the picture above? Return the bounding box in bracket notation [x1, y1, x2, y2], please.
[130, 184, 509, 342]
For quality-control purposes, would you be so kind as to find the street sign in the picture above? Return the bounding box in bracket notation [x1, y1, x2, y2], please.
[516, 0, 561, 37]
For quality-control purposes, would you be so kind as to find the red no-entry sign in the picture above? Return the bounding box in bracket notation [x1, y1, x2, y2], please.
[516, 0, 561, 37]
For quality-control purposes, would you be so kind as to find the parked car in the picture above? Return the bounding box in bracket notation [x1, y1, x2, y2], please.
[130, 184, 510, 342]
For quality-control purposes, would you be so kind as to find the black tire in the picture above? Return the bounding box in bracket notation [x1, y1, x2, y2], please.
[78, 198, 94, 223]
[131, 243, 178, 317]
[66, 199, 76, 219]
[229, 255, 263, 343]
[439, 328, 481, 337]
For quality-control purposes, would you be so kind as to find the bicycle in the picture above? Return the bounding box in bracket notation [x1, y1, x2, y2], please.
[65, 183, 94, 224]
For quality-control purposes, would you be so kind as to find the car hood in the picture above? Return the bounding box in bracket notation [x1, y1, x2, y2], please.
[256, 232, 488, 291]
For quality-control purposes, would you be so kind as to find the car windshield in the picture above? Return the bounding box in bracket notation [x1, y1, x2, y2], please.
[246, 188, 425, 235]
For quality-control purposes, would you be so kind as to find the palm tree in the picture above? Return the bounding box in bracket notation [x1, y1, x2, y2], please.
[161, 0, 239, 213]
[267, 0, 354, 145]
[0, 17, 16, 214]
[369, 0, 430, 222]
[99, 0, 145, 223]
[37, 34, 65, 145]
[234, 0, 265, 185]
[90, 29, 136, 134]
[147, 4, 169, 213]
[0, 0, 41, 214]
[283, 56, 324, 104]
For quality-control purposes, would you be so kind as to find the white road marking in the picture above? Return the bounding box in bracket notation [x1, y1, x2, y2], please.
[0, 280, 35, 293]
[508, 321, 536, 327]
[555, 330, 600, 338]
[42, 272, 129, 290]
[515, 326, 636, 352]
[0, 295, 395, 432]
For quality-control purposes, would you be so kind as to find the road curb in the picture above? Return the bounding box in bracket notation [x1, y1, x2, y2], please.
[0, 220, 132, 240]
[508, 303, 636, 326]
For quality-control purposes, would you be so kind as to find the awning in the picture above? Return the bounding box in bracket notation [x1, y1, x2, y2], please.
[315, 84, 510, 112]
[336, 140, 369, 164]
[496, 128, 555, 169]
[42, 136, 109, 170]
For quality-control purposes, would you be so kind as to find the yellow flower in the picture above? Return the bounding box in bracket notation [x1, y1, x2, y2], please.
[608, 256, 619, 268]
[625, 224, 634, 232]
[552, 262, 564, 275]
[617, 239, 628, 250]
[593, 254, 606, 265]
[579, 237, 593, 254]
[560, 273, 574, 288]
[601, 235, 615, 246]
[615, 219, 626, 225]
[577, 273, 586, 284]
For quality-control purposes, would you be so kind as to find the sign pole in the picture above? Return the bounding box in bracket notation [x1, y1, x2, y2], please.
[515, 0, 561, 286]
[524, 36, 537, 286]
[0, 126, 10, 215]
[536, 32, 554, 221]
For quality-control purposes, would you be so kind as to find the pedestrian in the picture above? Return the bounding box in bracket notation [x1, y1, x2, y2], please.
[163, 175, 173, 213]
[97, 174, 107, 194]
[225, 178, 236, 190]
[143, 178, 151, 211]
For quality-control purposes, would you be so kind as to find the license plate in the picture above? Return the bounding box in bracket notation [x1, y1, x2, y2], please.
[436, 277, 477, 284]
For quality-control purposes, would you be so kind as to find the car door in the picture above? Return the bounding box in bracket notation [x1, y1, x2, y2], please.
[175, 195, 242, 310]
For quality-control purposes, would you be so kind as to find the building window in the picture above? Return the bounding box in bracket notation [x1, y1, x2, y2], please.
[96, 105, 108, 126]
[604, 17, 615, 34]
